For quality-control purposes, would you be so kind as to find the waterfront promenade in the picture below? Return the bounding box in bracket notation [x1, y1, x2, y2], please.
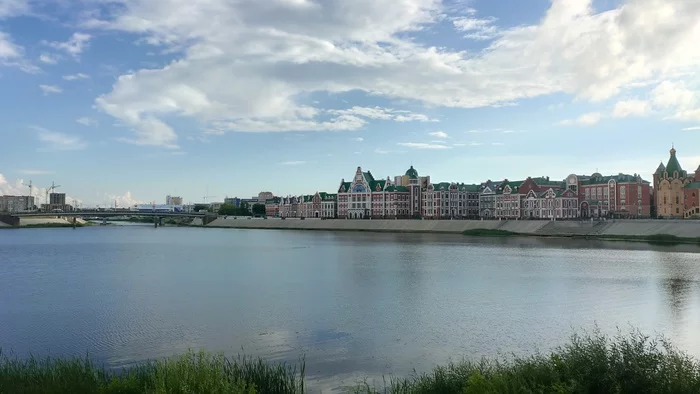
[208, 217, 700, 238]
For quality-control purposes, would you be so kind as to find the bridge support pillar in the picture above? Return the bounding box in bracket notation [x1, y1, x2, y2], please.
[154, 217, 159, 228]
[72, 217, 77, 229]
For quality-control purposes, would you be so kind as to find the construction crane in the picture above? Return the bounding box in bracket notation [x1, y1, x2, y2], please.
[25, 180, 32, 196]
[202, 195, 217, 203]
[45, 181, 61, 207]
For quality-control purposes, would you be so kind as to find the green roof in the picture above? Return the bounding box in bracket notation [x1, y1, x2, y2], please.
[685, 182, 700, 189]
[385, 185, 409, 192]
[405, 165, 419, 179]
[655, 162, 666, 174]
[363, 171, 375, 183]
[338, 182, 351, 193]
[581, 173, 646, 185]
[368, 179, 386, 192]
[665, 147, 683, 177]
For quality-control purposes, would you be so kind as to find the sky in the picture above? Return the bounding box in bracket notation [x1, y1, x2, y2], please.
[1, 0, 700, 207]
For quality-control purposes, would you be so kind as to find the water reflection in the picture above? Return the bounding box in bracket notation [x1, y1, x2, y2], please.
[2, 227, 700, 392]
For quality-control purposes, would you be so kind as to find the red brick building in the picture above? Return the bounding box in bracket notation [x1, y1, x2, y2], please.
[566, 173, 651, 218]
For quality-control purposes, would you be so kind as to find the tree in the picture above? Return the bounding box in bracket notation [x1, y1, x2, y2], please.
[252, 203, 266, 216]
[218, 204, 251, 216]
[193, 204, 209, 212]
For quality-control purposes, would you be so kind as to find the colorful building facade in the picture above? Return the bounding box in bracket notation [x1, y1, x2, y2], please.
[654, 147, 699, 218]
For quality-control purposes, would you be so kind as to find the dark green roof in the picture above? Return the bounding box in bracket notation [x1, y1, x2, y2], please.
[338, 182, 351, 193]
[385, 185, 409, 192]
[363, 171, 375, 183]
[655, 162, 666, 174]
[369, 180, 387, 191]
[581, 173, 645, 185]
[665, 148, 683, 176]
[685, 182, 700, 189]
[405, 165, 419, 179]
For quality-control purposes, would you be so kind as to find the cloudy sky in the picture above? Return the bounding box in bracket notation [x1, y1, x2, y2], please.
[1, 0, 699, 206]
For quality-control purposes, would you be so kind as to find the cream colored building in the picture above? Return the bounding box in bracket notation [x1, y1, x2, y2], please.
[653, 147, 696, 218]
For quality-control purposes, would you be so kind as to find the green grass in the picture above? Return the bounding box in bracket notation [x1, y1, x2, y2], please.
[0, 350, 304, 394]
[355, 329, 700, 394]
[3, 330, 700, 393]
[462, 229, 520, 237]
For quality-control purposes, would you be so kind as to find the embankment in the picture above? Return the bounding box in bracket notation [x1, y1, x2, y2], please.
[207, 217, 700, 241]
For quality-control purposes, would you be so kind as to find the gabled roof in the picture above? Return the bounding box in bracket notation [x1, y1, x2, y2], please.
[363, 171, 375, 183]
[338, 181, 351, 193]
[369, 179, 387, 192]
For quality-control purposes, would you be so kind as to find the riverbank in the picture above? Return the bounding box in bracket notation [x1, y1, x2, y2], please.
[207, 217, 700, 244]
[0, 217, 91, 229]
[2, 330, 699, 393]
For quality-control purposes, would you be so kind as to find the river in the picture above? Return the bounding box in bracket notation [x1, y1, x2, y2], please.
[1, 226, 700, 391]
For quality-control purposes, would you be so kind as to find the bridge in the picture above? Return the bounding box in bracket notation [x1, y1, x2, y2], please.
[10, 210, 207, 218]
[2, 210, 216, 227]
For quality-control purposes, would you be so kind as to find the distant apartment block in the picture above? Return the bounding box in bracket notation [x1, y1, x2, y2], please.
[166, 195, 183, 205]
[0, 195, 35, 212]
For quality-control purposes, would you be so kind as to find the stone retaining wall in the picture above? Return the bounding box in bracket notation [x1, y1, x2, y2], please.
[207, 217, 700, 237]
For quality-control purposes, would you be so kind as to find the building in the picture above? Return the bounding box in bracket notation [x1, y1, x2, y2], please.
[166, 195, 183, 205]
[224, 197, 241, 207]
[298, 192, 337, 218]
[258, 192, 274, 203]
[338, 166, 423, 219]
[50, 192, 66, 206]
[0, 195, 35, 212]
[265, 197, 281, 217]
[279, 195, 301, 218]
[422, 182, 480, 219]
[654, 147, 698, 218]
[479, 180, 498, 218]
[684, 180, 700, 218]
[569, 172, 651, 218]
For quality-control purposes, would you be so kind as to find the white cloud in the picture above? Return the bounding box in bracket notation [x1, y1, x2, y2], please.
[1, 30, 38, 72]
[39, 53, 58, 64]
[428, 131, 449, 138]
[560, 112, 602, 126]
[452, 13, 499, 40]
[63, 73, 90, 80]
[374, 147, 389, 154]
[329, 106, 437, 122]
[17, 169, 53, 175]
[43, 33, 91, 59]
[85, 0, 700, 146]
[352, 137, 364, 142]
[280, 160, 305, 165]
[682, 126, 700, 131]
[33, 126, 88, 151]
[612, 99, 650, 118]
[76, 117, 97, 126]
[491, 142, 504, 146]
[39, 85, 62, 95]
[0, 0, 29, 18]
[397, 142, 451, 149]
[101, 191, 142, 208]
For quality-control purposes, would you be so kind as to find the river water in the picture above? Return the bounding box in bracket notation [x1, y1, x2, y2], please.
[1, 226, 700, 391]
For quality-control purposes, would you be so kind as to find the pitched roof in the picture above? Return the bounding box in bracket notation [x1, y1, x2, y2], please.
[655, 162, 666, 174]
[338, 181, 351, 193]
[685, 182, 700, 189]
[363, 171, 375, 183]
[665, 147, 683, 176]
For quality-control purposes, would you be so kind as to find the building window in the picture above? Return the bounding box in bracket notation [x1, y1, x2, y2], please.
[676, 207, 680, 214]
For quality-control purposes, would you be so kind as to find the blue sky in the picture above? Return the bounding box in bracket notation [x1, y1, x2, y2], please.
[1, 0, 699, 207]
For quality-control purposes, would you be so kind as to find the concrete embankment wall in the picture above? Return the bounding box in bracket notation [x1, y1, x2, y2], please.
[207, 217, 700, 237]
[207, 218, 550, 234]
[19, 217, 72, 226]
